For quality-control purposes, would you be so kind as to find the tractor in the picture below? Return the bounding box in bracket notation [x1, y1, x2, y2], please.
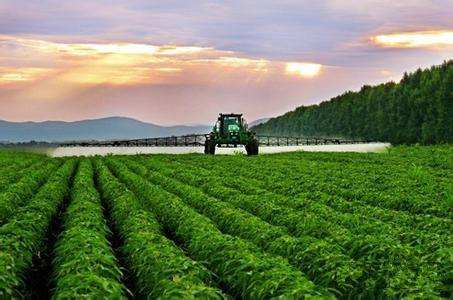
[204, 113, 259, 155]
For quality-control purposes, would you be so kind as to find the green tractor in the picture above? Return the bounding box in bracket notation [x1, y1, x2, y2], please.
[204, 113, 259, 155]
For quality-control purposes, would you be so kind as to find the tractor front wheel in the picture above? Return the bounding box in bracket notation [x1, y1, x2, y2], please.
[246, 139, 259, 155]
[204, 140, 216, 155]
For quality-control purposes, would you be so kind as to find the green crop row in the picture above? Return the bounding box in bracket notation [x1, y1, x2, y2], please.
[177, 153, 450, 217]
[0, 147, 449, 298]
[0, 160, 76, 297]
[176, 153, 452, 218]
[138, 156, 447, 298]
[263, 145, 450, 171]
[122, 157, 363, 297]
[171, 155, 450, 245]
[52, 159, 125, 299]
[0, 151, 45, 168]
[0, 159, 42, 193]
[0, 160, 61, 225]
[94, 159, 225, 299]
[181, 155, 452, 271]
[105, 158, 328, 299]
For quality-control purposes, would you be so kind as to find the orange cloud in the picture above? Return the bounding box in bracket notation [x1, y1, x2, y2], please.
[0, 67, 53, 84]
[0, 35, 323, 87]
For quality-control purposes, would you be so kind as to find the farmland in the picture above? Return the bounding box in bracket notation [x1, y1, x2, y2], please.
[0, 146, 451, 299]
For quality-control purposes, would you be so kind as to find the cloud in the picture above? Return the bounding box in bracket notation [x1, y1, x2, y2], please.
[0, 67, 52, 83]
[285, 63, 322, 78]
[1, 1, 452, 66]
[371, 30, 453, 48]
[0, 35, 324, 86]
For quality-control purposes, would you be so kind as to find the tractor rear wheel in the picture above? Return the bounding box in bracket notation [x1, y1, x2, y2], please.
[204, 140, 216, 155]
[246, 139, 259, 155]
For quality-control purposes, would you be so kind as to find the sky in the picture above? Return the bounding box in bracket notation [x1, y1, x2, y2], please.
[0, 0, 452, 125]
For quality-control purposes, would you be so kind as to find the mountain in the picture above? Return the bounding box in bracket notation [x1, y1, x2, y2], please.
[253, 60, 453, 145]
[248, 117, 270, 128]
[0, 117, 211, 142]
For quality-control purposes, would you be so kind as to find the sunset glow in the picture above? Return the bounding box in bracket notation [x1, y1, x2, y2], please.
[212, 57, 269, 71]
[285, 62, 322, 78]
[372, 31, 453, 48]
[60, 43, 159, 56]
[0, 36, 317, 86]
[0, 67, 52, 84]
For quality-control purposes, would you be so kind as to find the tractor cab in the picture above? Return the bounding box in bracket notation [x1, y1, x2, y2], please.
[215, 114, 243, 139]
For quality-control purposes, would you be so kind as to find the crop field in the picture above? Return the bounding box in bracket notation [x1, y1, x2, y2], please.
[0, 146, 451, 299]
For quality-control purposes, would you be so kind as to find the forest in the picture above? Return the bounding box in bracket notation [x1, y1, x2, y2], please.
[253, 60, 452, 144]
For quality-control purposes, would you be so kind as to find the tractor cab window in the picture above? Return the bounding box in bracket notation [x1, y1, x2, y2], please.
[224, 116, 240, 125]
[225, 116, 239, 122]
[223, 116, 240, 132]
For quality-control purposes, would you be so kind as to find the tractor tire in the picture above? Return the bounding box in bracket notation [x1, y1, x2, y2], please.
[253, 140, 259, 155]
[204, 140, 216, 155]
[246, 139, 259, 156]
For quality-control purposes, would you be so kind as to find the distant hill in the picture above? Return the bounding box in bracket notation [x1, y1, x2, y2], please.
[0, 117, 211, 142]
[248, 117, 270, 128]
[253, 60, 452, 145]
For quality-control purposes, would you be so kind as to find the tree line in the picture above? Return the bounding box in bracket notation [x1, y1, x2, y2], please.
[253, 60, 452, 144]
